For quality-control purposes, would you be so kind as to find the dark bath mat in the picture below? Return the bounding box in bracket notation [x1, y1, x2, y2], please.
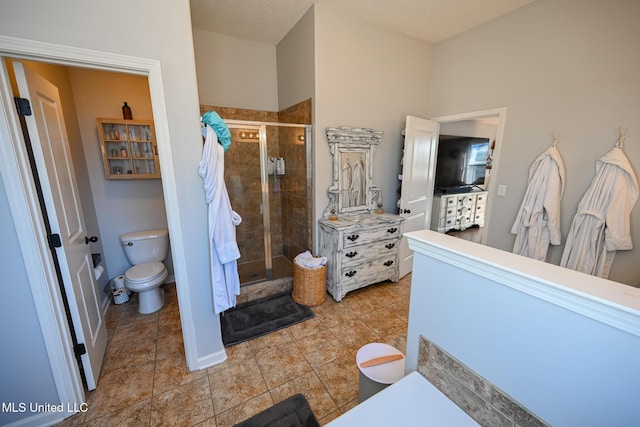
[234, 393, 320, 427]
[221, 292, 315, 347]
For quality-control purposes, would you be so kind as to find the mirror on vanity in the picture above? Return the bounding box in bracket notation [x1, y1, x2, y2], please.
[319, 127, 404, 301]
[324, 127, 383, 217]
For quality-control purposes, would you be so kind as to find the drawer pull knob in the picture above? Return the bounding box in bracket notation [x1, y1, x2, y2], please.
[346, 251, 358, 258]
[385, 243, 395, 249]
[383, 260, 394, 267]
[345, 271, 357, 278]
[347, 234, 360, 241]
[387, 227, 398, 233]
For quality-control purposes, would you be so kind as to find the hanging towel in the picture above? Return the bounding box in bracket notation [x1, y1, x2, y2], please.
[560, 146, 638, 278]
[199, 126, 242, 313]
[511, 145, 565, 261]
[201, 110, 232, 152]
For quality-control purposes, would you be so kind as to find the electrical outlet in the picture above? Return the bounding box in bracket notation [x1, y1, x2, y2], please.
[498, 184, 507, 196]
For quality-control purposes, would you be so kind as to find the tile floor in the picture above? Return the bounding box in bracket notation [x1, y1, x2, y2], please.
[57, 274, 411, 427]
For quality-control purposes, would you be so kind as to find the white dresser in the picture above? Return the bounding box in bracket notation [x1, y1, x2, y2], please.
[430, 191, 488, 233]
[319, 214, 403, 302]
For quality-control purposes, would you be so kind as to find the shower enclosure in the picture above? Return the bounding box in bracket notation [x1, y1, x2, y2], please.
[224, 120, 312, 287]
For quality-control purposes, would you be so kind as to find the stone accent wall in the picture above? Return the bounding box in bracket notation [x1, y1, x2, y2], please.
[417, 336, 550, 427]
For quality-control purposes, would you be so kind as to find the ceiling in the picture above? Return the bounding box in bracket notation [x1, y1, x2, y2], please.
[190, 0, 535, 45]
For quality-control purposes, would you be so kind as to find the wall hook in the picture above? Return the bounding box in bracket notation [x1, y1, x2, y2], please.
[616, 127, 626, 148]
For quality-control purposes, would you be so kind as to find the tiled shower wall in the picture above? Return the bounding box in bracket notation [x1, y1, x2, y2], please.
[199, 101, 311, 268]
[417, 336, 549, 427]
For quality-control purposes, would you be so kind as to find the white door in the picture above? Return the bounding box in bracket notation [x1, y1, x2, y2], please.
[398, 115, 439, 278]
[14, 62, 107, 390]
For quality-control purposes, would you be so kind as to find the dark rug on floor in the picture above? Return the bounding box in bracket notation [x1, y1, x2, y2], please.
[221, 292, 315, 347]
[234, 393, 320, 427]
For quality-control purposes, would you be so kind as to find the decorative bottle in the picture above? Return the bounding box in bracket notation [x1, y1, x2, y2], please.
[122, 102, 132, 120]
[120, 145, 128, 157]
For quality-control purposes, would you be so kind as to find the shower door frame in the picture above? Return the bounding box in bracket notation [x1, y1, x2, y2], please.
[226, 120, 311, 284]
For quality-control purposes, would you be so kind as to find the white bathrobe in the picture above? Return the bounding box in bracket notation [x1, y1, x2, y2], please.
[199, 126, 242, 313]
[560, 147, 638, 278]
[511, 145, 565, 261]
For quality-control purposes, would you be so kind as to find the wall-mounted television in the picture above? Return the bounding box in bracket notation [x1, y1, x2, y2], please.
[434, 135, 490, 194]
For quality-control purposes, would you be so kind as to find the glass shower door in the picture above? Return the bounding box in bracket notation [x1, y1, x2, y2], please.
[224, 125, 269, 284]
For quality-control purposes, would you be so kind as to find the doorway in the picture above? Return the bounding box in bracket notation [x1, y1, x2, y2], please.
[0, 37, 196, 417]
[397, 108, 506, 277]
[5, 58, 171, 387]
[431, 108, 507, 245]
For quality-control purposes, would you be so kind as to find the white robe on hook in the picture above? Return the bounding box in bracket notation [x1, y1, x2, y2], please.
[560, 146, 638, 278]
[199, 126, 242, 313]
[511, 144, 565, 261]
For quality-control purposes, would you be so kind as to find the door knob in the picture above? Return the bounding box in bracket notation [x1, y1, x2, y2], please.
[85, 235, 99, 244]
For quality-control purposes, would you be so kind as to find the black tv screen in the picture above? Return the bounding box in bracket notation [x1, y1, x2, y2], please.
[434, 135, 489, 192]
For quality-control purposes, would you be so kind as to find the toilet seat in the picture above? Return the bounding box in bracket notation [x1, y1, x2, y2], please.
[125, 262, 166, 283]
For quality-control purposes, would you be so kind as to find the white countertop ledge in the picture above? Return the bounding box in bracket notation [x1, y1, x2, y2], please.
[405, 230, 640, 337]
[326, 371, 479, 426]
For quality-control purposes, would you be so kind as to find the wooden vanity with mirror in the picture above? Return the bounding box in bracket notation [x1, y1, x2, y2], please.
[318, 127, 404, 302]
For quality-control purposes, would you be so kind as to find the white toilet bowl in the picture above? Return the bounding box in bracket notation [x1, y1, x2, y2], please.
[124, 261, 168, 314]
[120, 228, 170, 314]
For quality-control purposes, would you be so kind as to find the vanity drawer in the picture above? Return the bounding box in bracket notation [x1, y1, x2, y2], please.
[340, 255, 397, 287]
[343, 225, 401, 248]
[341, 239, 399, 267]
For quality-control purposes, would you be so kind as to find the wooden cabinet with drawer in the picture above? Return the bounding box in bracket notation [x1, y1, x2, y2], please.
[319, 213, 404, 302]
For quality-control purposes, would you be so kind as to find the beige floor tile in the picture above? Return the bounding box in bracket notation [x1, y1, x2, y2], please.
[315, 354, 360, 407]
[101, 336, 156, 376]
[83, 398, 151, 427]
[109, 313, 158, 348]
[153, 353, 208, 395]
[254, 344, 312, 389]
[311, 299, 356, 328]
[329, 317, 381, 352]
[158, 303, 182, 336]
[156, 329, 185, 360]
[269, 371, 338, 420]
[381, 332, 407, 355]
[297, 329, 349, 369]
[206, 341, 253, 375]
[387, 297, 410, 322]
[287, 315, 328, 341]
[359, 307, 408, 337]
[84, 361, 155, 421]
[246, 327, 293, 355]
[214, 392, 274, 427]
[209, 358, 268, 414]
[69, 279, 412, 427]
[150, 377, 213, 427]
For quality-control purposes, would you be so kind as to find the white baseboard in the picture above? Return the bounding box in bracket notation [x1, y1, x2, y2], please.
[194, 348, 227, 371]
[3, 410, 63, 427]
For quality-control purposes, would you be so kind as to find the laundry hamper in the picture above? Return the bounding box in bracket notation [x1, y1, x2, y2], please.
[292, 262, 327, 306]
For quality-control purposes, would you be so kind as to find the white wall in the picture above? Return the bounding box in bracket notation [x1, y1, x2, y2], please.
[0, 174, 60, 425]
[406, 230, 640, 426]
[428, 0, 640, 285]
[0, 2, 224, 423]
[276, 7, 315, 111]
[68, 68, 173, 284]
[193, 29, 278, 111]
[313, 3, 432, 249]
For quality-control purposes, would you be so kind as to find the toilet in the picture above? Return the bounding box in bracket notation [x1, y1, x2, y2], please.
[119, 228, 169, 314]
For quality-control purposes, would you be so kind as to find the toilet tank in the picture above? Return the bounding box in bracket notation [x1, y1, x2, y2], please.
[120, 229, 169, 265]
